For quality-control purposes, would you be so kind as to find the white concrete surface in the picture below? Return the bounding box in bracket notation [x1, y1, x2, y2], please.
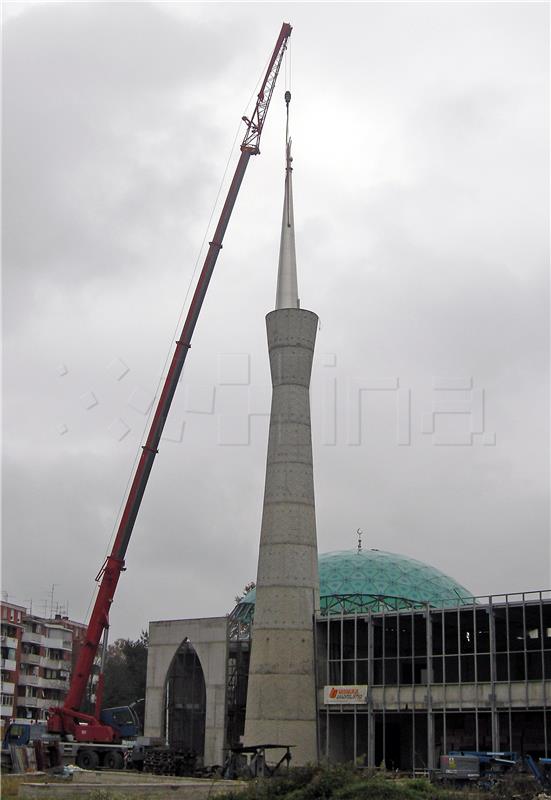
[144, 616, 228, 766]
[244, 308, 320, 766]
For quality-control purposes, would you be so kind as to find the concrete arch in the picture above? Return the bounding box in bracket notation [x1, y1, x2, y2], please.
[144, 616, 228, 766]
[163, 639, 206, 756]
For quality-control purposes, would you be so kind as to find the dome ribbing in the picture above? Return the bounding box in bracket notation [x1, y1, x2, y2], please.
[233, 549, 472, 621]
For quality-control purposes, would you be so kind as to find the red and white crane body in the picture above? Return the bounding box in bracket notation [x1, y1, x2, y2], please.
[47, 22, 292, 745]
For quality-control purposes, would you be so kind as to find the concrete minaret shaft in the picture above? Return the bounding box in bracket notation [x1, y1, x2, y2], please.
[244, 94, 319, 765]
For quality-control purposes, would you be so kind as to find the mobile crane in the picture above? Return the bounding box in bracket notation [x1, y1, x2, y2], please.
[8, 23, 292, 772]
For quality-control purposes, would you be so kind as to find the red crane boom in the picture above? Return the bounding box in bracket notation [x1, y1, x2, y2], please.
[48, 22, 292, 742]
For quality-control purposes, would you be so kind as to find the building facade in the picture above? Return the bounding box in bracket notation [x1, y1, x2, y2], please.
[0, 601, 93, 733]
[0, 601, 25, 727]
[317, 591, 551, 768]
[146, 551, 551, 770]
[145, 549, 551, 769]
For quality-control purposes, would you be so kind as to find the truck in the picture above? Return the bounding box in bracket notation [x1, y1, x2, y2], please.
[1, 706, 155, 771]
[436, 751, 551, 791]
[3, 23, 293, 774]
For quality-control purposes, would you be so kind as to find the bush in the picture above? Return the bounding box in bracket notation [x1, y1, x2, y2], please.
[224, 767, 485, 800]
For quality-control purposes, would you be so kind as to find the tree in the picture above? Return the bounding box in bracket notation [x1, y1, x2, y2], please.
[102, 630, 148, 728]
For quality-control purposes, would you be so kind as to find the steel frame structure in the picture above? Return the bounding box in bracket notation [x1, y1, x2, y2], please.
[318, 590, 551, 770]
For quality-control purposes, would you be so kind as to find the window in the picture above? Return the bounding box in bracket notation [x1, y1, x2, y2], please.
[444, 655, 459, 682]
[496, 653, 508, 681]
[474, 609, 490, 654]
[527, 653, 543, 680]
[476, 654, 491, 682]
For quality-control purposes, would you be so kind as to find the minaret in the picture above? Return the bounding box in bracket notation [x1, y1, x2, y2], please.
[244, 93, 319, 765]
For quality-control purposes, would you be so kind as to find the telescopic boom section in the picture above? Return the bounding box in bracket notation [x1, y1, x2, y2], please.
[241, 22, 292, 154]
[49, 22, 292, 738]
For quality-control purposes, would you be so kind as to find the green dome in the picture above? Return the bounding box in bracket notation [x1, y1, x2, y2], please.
[236, 549, 472, 617]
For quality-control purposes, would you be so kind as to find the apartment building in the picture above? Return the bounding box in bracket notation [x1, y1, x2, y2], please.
[0, 601, 91, 733]
[0, 601, 25, 726]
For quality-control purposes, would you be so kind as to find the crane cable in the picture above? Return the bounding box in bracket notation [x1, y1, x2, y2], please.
[284, 41, 292, 229]
[82, 54, 275, 628]
[285, 92, 292, 229]
[285, 36, 292, 93]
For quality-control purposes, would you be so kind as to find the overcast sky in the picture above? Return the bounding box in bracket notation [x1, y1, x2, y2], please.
[2, 1, 549, 640]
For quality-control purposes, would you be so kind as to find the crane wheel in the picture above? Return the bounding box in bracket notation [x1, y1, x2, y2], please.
[76, 749, 99, 770]
[103, 750, 125, 770]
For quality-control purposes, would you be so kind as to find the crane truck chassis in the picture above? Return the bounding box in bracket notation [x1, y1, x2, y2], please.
[2, 717, 207, 775]
[2, 711, 167, 773]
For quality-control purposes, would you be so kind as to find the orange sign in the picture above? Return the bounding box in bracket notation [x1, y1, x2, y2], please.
[323, 685, 368, 704]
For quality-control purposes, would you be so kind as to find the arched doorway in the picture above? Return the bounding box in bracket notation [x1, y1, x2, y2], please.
[164, 639, 206, 758]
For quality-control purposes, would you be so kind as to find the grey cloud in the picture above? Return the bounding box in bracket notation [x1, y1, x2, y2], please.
[2, 2, 548, 639]
[3, 2, 240, 330]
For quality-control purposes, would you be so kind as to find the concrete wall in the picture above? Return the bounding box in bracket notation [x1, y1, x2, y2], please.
[144, 616, 228, 766]
[319, 681, 551, 712]
[244, 309, 320, 766]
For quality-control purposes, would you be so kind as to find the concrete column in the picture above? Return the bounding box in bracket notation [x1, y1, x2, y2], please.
[488, 604, 500, 751]
[244, 307, 319, 766]
[426, 607, 435, 770]
[367, 613, 375, 767]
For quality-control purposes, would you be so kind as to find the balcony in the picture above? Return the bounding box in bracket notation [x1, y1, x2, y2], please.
[1, 681, 15, 695]
[22, 631, 43, 646]
[0, 658, 16, 671]
[45, 656, 71, 668]
[17, 696, 50, 709]
[19, 675, 68, 691]
[22, 631, 71, 650]
[43, 678, 68, 691]
[20, 653, 68, 671]
[20, 652, 41, 666]
[1, 636, 18, 650]
[19, 674, 40, 687]
[47, 638, 72, 652]
[1, 703, 14, 717]
[17, 696, 39, 708]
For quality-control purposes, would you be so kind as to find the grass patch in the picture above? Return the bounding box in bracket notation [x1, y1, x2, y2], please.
[0, 767, 492, 800]
[0, 775, 134, 800]
[0, 776, 158, 800]
[224, 765, 485, 800]
[1, 774, 51, 799]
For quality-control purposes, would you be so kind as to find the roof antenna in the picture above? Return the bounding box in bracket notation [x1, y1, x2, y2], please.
[357, 528, 363, 554]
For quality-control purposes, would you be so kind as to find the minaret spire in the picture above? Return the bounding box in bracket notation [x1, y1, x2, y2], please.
[275, 91, 299, 310]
